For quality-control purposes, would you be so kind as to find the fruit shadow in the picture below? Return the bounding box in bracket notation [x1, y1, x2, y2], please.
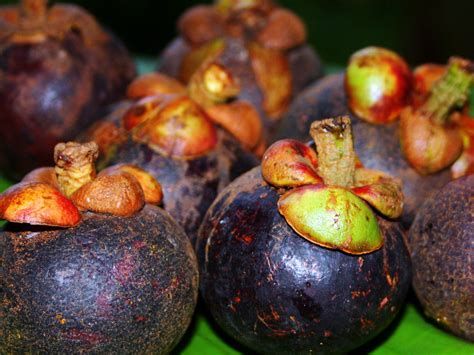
[172, 297, 252, 354]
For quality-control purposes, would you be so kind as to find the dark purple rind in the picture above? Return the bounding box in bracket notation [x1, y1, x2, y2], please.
[0, 205, 199, 353]
[196, 167, 411, 354]
[110, 127, 258, 245]
[408, 174, 473, 341]
[158, 37, 191, 79]
[275, 73, 452, 228]
[0, 27, 135, 179]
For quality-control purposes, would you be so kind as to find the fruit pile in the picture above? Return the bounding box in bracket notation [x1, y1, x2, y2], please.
[0, 0, 472, 353]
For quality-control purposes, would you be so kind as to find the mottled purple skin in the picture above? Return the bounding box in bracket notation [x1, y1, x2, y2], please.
[0, 29, 135, 179]
[196, 167, 411, 354]
[107, 119, 258, 244]
[275, 73, 452, 228]
[158, 37, 323, 136]
[408, 175, 473, 341]
[0, 205, 199, 353]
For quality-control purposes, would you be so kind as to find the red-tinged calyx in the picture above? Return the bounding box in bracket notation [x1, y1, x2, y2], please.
[310, 117, 356, 188]
[0, 182, 81, 227]
[127, 73, 186, 100]
[345, 47, 412, 124]
[261, 139, 321, 187]
[263, 117, 405, 254]
[247, 41, 292, 119]
[352, 169, 403, 219]
[54, 142, 99, 197]
[132, 96, 218, 159]
[188, 61, 240, 108]
[420, 57, 474, 126]
[99, 164, 163, 205]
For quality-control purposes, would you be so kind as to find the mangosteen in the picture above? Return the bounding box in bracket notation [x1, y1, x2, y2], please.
[0, 0, 136, 178]
[0, 141, 199, 353]
[82, 69, 259, 244]
[158, 0, 324, 139]
[196, 117, 411, 354]
[407, 174, 473, 341]
[276, 48, 473, 228]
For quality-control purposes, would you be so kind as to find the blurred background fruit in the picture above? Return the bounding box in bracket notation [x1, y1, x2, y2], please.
[0, 0, 470, 67]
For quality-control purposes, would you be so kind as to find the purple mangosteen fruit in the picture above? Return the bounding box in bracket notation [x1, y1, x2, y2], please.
[82, 68, 259, 244]
[0, 142, 198, 353]
[407, 174, 473, 341]
[276, 48, 473, 228]
[158, 0, 323, 140]
[0, 0, 136, 179]
[196, 117, 411, 353]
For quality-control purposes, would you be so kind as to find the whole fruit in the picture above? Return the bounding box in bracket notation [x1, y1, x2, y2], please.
[159, 0, 323, 138]
[407, 174, 473, 341]
[0, 0, 136, 178]
[84, 71, 259, 244]
[0, 142, 199, 353]
[276, 53, 473, 228]
[197, 118, 411, 353]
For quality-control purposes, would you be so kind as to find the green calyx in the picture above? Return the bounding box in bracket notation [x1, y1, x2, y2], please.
[278, 185, 383, 254]
[261, 117, 397, 255]
[422, 57, 474, 125]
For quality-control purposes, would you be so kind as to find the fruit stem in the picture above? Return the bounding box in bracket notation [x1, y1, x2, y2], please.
[54, 142, 99, 197]
[421, 57, 474, 126]
[310, 117, 356, 188]
[20, 0, 48, 21]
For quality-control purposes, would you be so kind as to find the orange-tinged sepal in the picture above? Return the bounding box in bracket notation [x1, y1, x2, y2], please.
[132, 96, 218, 159]
[0, 182, 81, 227]
[178, 5, 224, 46]
[400, 107, 463, 174]
[99, 164, 163, 205]
[71, 173, 145, 217]
[261, 139, 322, 187]
[127, 73, 186, 99]
[205, 100, 262, 149]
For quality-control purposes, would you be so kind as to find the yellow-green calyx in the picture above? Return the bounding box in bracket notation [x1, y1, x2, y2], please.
[261, 117, 404, 254]
[421, 57, 474, 126]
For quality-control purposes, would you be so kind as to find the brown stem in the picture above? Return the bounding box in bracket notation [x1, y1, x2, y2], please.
[421, 57, 474, 126]
[54, 142, 99, 197]
[310, 117, 356, 187]
[20, 0, 48, 21]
